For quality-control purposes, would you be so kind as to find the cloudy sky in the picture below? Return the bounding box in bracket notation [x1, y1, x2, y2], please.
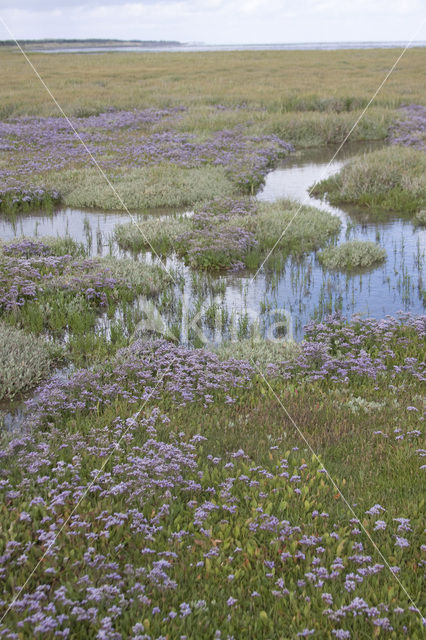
[0, 0, 424, 44]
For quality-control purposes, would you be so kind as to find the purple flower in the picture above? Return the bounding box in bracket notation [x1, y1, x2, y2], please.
[395, 536, 410, 548]
[365, 504, 385, 516]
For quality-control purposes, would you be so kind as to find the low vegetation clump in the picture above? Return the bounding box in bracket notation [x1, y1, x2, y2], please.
[24, 314, 425, 429]
[318, 241, 387, 272]
[175, 198, 259, 270]
[414, 209, 426, 226]
[1, 236, 87, 258]
[0, 184, 60, 216]
[255, 199, 342, 255]
[46, 164, 237, 211]
[281, 312, 425, 384]
[24, 339, 253, 428]
[116, 197, 342, 271]
[115, 214, 191, 254]
[311, 146, 426, 214]
[0, 237, 175, 366]
[0, 322, 62, 401]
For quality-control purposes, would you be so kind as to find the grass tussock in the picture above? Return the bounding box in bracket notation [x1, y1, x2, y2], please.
[43, 165, 236, 211]
[115, 215, 191, 254]
[318, 240, 387, 271]
[0, 323, 62, 401]
[100, 256, 175, 296]
[414, 209, 426, 226]
[256, 199, 342, 252]
[312, 146, 426, 214]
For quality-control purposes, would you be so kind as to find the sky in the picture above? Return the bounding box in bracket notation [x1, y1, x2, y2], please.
[0, 0, 424, 44]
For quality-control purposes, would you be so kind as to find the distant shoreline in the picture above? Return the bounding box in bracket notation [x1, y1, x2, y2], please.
[1, 39, 425, 54]
[0, 39, 183, 50]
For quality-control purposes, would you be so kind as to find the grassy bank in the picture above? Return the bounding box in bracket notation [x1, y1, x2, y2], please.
[312, 146, 426, 214]
[43, 165, 237, 212]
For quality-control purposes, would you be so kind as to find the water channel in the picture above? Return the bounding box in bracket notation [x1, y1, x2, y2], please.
[1, 142, 424, 343]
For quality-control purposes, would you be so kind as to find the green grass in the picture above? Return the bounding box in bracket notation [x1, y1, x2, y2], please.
[255, 199, 342, 252]
[0, 322, 62, 401]
[318, 240, 387, 272]
[115, 214, 191, 253]
[312, 146, 426, 214]
[42, 164, 237, 211]
[214, 336, 301, 373]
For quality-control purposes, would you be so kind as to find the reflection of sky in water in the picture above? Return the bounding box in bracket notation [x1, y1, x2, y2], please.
[226, 143, 425, 337]
[0, 142, 424, 341]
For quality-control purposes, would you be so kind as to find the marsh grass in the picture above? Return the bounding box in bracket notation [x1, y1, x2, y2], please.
[43, 164, 236, 211]
[318, 240, 387, 272]
[247, 108, 393, 147]
[157, 104, 395, 147]
[115, 215, 191, 253]
[255, 199, 342, 252]
[414, 209, 426, 226]
[101, 256, 175, 295]
[1, 48, 424, 116]
[0, 322, 62, 401]
[312, 146, 426, 214]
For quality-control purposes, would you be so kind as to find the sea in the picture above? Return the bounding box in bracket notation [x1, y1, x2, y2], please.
[30, 41, 426, 54]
